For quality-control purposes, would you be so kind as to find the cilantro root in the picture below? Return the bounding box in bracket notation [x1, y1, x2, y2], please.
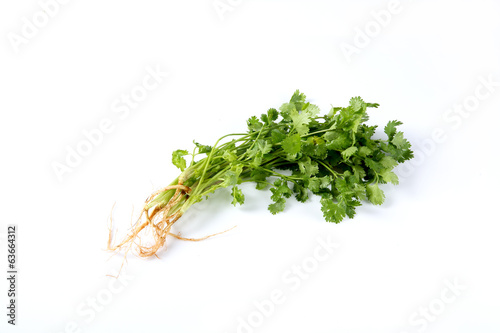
[108, 91, 414, 258]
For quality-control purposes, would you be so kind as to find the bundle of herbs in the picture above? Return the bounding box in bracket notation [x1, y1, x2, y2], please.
[109, 91, 413, 257]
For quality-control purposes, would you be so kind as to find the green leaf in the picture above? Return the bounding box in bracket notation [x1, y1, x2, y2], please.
[384, 120, 403, 140]
[290, 110, 313, 135]
[304, 104, 320, 116]
[366, 183, 385, 205]
[359, 124, 377, 140]
[172, 149, 189, 171]
[307, 175, 331, 192]
[324, 131, 351, 150]
[380, 170, 399, 185]
[268, 198, 286, 215]
[289, 103, 320, 136]
[349, 96, 364, 112]
[290, 89, 307, 110]
[231, 186, 245, 206]
[279, 102, 296, 120]
[293, 183, 309, 202]
[298, 156, 319, 177]
[392, 132, 408, 149]
[267, 108, 278, 122]
[320, 196, 346, 223]
[222, 164, 243, 187]
[246, 139, 272, 167]
[250, 168, 271, 190]
[194, 141, 212, 154]
[341, 146, 358, 160]
[270, 129, 286, 144]
[334, 177, 351, 195]
[352, 183, 367, 200]
[358, 146, 372, 158]
[282, 134, 301, 158]
[328, 106, 341, 118]
[222, 150, 237, 162]
[268, 179, 291, 215]
[307, 177, 320, 192]
[365, 158, 384, 173]
[352, 165, 367, 181]
[270, 179, 292, 201]
[248, 139, 272, 157]
[247, 116, 263, 132]
[390, 132, 414, 162]
[302, 136, 328, 159]
[340, 196, 361, 219]
[380, 155, 398, 169]
[261, 108, 278, 125]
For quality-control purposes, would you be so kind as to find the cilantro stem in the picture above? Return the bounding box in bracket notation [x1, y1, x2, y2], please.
[301, 128, 331, 137]
[316, 159, 339, 178]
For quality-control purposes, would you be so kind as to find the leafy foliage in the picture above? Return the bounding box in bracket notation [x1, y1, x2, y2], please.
[172, 150, 189, 171]
[168, 91, 413, 224]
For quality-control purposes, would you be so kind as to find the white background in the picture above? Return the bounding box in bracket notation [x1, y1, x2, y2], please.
[1, 0, 500, 332]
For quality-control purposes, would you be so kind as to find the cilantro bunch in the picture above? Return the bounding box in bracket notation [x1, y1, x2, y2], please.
[110, 91, 413, 257]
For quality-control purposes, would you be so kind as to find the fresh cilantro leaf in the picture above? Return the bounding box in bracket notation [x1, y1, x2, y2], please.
[247, 116, 263, 132]
[366, 183, 385, 205]
[307, 175, 331, 192]
[392, 131, 408, 149]
[194, 141, 212, 154]
[298, 156, 319, 177]
[357, 146, 372, 157]
[340, 196, 362, 219]
[250, 168, 271, 190]
[172, 149, 189, 171]
[267, 108, 279, 122]
[261, 108, 278, 125]
[352, 165, 367, 181]
[248, 139, 272, 157]
[365, 158, 384, 173]
[269, 197, 286, 215]
[279, 102, 296, 120]
[352, 183, 367, 200]
[223, 150, 237, 162]
[222, 164, 243, 187]
[231, 186, 245, 206]
[389, 131, 414, 162]
[289, 103, 321, 136]
[302, 136, 328, 159]
[304, 104, 320, 116]
[384, 120, 403, 140]
[270, 129, 287, 144]
[282, 134, 301, 158]
[320, 195, 346, 223]
[335, 177, 351, 195]
[293, 183, 309, 202]
[270, 179, 292, 201]
[290, 89, 307, 110]
[290, 110, 313, 135]
[349, 96, 364, 112]
[380, 155, 398, 169]
[380, 170, 399, 185]
[324, 131, 352, 151]
[341, 146, 358, 160]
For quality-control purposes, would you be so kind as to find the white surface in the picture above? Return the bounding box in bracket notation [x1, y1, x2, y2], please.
[1, 0, 500, 332]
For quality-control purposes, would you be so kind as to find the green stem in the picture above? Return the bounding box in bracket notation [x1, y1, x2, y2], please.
[316, 159, 339, 178]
